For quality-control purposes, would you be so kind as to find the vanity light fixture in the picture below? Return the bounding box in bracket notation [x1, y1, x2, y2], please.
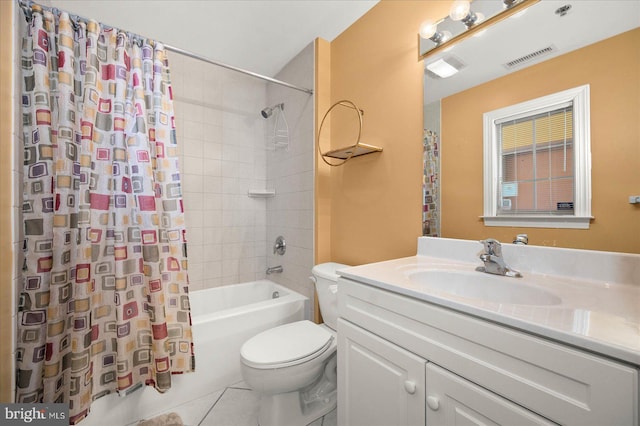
[418, 0, 540, 60]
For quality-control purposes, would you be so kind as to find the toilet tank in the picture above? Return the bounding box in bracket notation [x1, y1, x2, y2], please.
[312, 262, 350, 331]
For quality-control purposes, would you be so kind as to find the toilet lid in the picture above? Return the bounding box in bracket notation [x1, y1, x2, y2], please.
[241, 320, 332, 368]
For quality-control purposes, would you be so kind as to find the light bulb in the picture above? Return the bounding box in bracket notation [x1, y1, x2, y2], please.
[449, 0, 471, 21]
[419, 20, 438, 39]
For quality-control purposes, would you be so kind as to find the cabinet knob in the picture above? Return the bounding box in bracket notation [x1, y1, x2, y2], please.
[403, 380, 417, 394]
[426, 396, 440, 411]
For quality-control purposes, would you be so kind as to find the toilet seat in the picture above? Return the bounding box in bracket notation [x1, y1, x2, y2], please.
[241, 320, 333, 369]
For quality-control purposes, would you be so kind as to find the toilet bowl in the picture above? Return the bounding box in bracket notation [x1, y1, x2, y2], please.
[240, 263, 348, 426]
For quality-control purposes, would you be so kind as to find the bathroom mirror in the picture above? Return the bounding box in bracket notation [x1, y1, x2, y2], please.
[423, 0, 640, 247]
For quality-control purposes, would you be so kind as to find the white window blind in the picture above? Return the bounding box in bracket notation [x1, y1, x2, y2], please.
[498, 106, 574, 215]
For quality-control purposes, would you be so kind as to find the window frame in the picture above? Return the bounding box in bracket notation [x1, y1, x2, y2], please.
[482, 85, 592, 229]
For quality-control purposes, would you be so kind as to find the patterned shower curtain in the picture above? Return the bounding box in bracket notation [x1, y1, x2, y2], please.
[16, 8, 194, 424]
[423, 130, 439, 237]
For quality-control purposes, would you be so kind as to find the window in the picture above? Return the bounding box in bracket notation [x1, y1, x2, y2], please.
[482, 85, 592, 229]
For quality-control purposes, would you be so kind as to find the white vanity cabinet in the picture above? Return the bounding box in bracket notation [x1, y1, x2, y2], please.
[337, 277, 639, 426]
[338, 318, 426, 426]
[338, 318, 553, 426]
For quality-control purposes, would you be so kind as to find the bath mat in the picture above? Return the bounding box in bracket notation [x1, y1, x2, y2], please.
[137, 412, 184, 426]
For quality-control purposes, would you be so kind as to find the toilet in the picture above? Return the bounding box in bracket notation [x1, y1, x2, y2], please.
[240, 262, 348, 426]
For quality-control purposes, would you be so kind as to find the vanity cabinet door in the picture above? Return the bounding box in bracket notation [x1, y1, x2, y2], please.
[338, 318, 426, 426]
[426, 363, 556, 426]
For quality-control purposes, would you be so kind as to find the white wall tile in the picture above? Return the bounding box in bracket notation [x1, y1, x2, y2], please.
[203, 246, 222, 263]
[202, 227, 223, 244]
[183, 120, 204, 141]
[172, 45, 313, 309]
[188, 261, 205, 281]
[185, 210, 204, 229]
[203, 195, 222, 211]
[186, 227, 204, 246]
[203, 158, 222, 176]
[182, 192, 203, 212]
[202, 262, 222, 285]
[203, 176, 222, 194]
[182, 137, 203, 158]
[182, 174, 203, 194]
[182, 156, 204, 176]
[188, 245, 206, 264]
[204, 122, 223, 142]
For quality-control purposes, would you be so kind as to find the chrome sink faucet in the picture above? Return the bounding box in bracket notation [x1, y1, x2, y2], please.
[475, 239, 522, 278]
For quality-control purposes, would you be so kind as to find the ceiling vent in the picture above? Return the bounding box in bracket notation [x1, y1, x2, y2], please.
[503, 45, 557, 69]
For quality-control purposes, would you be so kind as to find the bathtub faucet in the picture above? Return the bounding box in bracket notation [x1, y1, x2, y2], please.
[266, 265, 283, 275]
[475, 239, 522, 278]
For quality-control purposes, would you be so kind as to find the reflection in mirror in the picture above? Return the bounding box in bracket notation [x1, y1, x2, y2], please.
[424, 1, 639, 104]
[422, 0, 640, 252]
[423, 130, 439, 236]
[423, 102, 441, 236]
[418, 0, 539, 60]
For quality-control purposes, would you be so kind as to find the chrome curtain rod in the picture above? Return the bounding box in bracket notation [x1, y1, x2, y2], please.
[163, 44, 313, 95]
[16, 0, 314, 95]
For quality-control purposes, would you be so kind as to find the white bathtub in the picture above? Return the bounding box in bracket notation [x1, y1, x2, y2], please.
[82, 280, 308, 425]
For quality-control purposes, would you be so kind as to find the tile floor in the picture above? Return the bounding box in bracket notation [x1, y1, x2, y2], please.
[136, 381, 337, 426]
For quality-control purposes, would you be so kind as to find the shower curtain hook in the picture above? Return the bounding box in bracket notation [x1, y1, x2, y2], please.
[19, 0, 33, 21]
[69, 14, 80, 31]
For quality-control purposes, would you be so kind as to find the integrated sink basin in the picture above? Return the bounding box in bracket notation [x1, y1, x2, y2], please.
[407, 269, 562, 306]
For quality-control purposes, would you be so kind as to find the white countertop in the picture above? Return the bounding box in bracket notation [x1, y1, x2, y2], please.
[338, 237, 640, 367]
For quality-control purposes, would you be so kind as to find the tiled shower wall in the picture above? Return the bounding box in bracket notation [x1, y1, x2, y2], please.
[169, 51, 269, 290]
[265, 43, 316, 319]
[169, 43, 315, 300]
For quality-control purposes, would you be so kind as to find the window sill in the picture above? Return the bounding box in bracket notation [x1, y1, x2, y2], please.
[481, 215, 593, 229]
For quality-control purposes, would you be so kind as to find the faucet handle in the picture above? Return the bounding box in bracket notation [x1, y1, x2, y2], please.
[273, 236, 286, 255]
[513, 234, 528, 245]
[479, 238, 502, 256]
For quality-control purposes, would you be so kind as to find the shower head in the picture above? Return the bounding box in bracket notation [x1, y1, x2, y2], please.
[261, 103, 284, 119]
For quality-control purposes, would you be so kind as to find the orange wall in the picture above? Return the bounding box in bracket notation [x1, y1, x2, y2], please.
[326, 1, 452, 266]
[441, 28, 640, 253]
[0, 0, 14, 402]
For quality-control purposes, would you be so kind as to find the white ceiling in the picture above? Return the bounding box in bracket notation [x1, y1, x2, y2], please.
[47, 0, 379, 77]
[424, 0, 640, 103]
